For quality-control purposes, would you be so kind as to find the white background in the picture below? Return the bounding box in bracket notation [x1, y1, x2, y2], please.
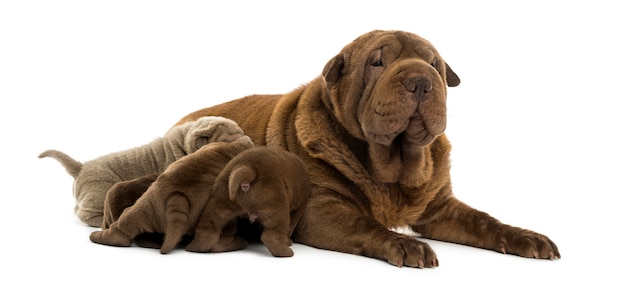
[2, 1, 624, 284]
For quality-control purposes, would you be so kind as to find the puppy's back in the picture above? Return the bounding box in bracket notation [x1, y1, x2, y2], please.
[219, 146, 311, 202]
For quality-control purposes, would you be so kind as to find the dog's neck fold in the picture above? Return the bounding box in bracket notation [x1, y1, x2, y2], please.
[368, 141, 434, 188]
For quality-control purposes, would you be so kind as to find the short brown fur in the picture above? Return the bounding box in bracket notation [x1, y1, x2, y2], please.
[196, 146, 311, 257]
[172, 30, 560, 267]
[89, 136, 254, 254]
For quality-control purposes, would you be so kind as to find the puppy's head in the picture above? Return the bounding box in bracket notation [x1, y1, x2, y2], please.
[171, 116, 245, 154]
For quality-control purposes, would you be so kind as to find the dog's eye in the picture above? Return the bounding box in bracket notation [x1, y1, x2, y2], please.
[431, 58, 438, 68]
[372, 60, 383, 67]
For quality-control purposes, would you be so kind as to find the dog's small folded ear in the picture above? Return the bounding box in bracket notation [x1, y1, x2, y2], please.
[445, 62, 460, 87]
[323, 53, 345, 85]
[184, 127, 214, 153]
[228, 165, 256, 201]
[193, 135, 211, 151]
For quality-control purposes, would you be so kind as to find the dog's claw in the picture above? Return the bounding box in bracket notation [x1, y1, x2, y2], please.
[549, 251, 558, 260]
[417, 260, 425, 268]
[393, 259, 403, 268]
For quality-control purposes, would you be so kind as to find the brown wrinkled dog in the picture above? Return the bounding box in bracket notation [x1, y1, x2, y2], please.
[89, 136, 254, 254]
[173, 30, 560, 267]
[101, 174, 159, 230]
[100, 174, 164, 249]
[197, 146, 311, 257]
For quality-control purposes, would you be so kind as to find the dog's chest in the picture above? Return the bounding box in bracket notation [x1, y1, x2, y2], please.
[367, 184, 430, 229]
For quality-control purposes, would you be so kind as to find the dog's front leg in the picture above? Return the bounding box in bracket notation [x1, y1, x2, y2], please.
[293, 193, 438, 268]
[412, 196, 560, 259]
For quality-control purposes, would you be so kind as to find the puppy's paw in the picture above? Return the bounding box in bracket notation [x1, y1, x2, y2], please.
[383, 235, 438, 268]
[89, 230, 132, 247]
[210, 236, 248, 253]
[497, 227, 560, 260]
[184, 240, 213, 253]
[265, 245, 294, 257]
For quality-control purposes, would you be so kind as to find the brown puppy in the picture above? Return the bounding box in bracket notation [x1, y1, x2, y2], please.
[100, 174, 163, 249]
[89, 136, 254, 254]
[101, 174, 159, 230]
[173, 30, 560, 267]
[189, 146, 311, 257]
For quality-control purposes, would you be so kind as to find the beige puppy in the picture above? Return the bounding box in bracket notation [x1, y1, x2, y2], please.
[173, 30, 560, 267]
[39, 116, 244, 227]
[89, 136, 255, 254]
[189, 146, 311, 257]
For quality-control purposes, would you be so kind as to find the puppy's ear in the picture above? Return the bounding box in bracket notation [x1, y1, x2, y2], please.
[185, 127, 214, 153]
[228, 165, 257, 201]
[323, 53, 345, 85]
[193, 135, 211, 151]
[445, 62, 461, 87]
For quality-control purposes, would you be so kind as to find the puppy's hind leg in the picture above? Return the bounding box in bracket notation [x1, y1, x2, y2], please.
[184, 201, 225, 253]
[258, 210, 294, 257]
[160, 195, 191, 254]
[76, 193, 105, 228]
[260, 228, 294, 257]
[89, 201, 148, 247]
[208, 219, 248, 253]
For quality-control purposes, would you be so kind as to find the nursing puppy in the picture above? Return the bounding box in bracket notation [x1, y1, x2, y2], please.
[173, 30, 560, 267]
[100, 174, 163, 249]
[89, 136, 254, 254]
[101, 174, 158, 229]
[193, 146, 311, 257]
[39, 116, 244, 227]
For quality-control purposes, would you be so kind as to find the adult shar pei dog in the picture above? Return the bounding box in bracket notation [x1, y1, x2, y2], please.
[174, 30, 560, 268]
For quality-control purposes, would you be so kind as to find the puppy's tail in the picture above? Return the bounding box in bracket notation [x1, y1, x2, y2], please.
[38, 149, 83, 178]
[228, 165, 257, 201]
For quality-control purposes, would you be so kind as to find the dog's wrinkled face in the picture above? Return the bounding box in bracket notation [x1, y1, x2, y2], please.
[323, 30, 460, 147]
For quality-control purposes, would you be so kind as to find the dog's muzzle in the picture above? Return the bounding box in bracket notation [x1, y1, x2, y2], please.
[404, 76, 433, 101]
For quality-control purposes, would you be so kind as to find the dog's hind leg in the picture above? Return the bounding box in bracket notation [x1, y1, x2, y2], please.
[206, 219, 248, 253]
[89, 201, 150, 247]
[184, 201, 224, 253]
[258, 209, 294, 257]
[160, 195, 190, 254]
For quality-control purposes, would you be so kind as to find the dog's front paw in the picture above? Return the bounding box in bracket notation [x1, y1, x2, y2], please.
[497, 227, 560, 260]
[383, 235, 438, 268]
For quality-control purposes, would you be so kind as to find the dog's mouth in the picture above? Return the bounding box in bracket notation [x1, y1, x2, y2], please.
[362, 70, 446, 147]
[362, 86, 421, 146]
[365, 115, 437, 147]
[365, 117, 411, 145]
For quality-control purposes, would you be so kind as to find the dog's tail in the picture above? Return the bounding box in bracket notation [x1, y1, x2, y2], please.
[228, 165, 257, 201]
[38, 149, 83, 178]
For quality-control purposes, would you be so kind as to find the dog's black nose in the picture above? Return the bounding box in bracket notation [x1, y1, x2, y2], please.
[403, 77, 432, 99]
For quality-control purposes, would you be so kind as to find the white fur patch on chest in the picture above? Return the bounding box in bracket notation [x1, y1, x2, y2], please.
[389, 225, 421, 237]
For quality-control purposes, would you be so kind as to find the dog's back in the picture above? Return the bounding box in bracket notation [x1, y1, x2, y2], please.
[220, 146, 311, 208]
